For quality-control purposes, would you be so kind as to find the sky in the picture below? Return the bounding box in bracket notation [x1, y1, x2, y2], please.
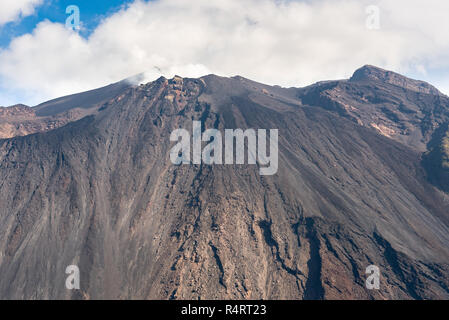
[0, 0, 448, 106]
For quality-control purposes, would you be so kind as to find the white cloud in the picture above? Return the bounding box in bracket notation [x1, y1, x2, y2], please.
[0, 0, 42, 26]
[1, 0, 449, 106]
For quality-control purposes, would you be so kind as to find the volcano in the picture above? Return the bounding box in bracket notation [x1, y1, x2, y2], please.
[0, 65, 448, 299]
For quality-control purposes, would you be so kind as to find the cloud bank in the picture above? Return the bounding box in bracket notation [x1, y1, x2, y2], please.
[0, 0, 43, 26]
[1, 0, 449, 106]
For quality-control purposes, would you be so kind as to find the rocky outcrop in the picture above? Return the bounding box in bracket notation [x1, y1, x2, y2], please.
[300, 66, 449, 152]
[423, 124, 449, 192]
[351, 65, 442, 95]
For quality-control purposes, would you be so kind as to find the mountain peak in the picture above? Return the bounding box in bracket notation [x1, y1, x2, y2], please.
[350, 65, 441, 95]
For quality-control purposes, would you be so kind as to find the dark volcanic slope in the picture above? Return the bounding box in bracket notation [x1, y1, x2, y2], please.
[33, 77, 135, 117]
[0, 67, 448, 299]
[0, 78, 134, 139]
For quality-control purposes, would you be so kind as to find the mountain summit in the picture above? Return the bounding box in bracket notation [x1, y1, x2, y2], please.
[350, 65, 442, 95]
[0, 66, 448, 299]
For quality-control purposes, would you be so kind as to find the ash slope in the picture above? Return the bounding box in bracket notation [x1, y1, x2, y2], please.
[0, 67, 448, 299]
